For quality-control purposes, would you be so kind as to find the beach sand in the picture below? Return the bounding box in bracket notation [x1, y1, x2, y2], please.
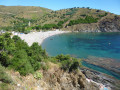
[17, 30, 69, 46]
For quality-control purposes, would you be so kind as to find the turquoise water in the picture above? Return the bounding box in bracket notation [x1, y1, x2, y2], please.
[41, 32, 120, 79]
[82, 61, 120, 80]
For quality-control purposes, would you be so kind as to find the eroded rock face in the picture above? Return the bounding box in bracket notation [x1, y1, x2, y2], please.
[66, 23, 100, 32]
[82, 68, 120, 90]
[42, 68, 99, 90]
[65, 15, 120, 32]
[99, 16, 120, 32]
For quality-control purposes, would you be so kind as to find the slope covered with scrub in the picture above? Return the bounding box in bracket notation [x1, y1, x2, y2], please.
[0, 6, 120, 32]
[0, 32, 101, 90]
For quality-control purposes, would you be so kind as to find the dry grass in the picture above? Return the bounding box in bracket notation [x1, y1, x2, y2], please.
[0, 62, 60, 90]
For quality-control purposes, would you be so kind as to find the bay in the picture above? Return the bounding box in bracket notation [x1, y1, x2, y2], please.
[41, 32, 120, 79]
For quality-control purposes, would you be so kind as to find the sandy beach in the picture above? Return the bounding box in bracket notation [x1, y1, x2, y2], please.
[17, 30, 69, 46]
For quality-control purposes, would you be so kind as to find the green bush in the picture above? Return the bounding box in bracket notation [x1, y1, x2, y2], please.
[55, 54, 82, 71]
[0, 32, 82, 77]
[0, 64, 13, 83]
[1, 33, 49, 76]
[56, 54, 70, 62]
[66, 8, 78, 15]
[42, 24, 58, 30]
[10, 50, 34, 75]
[12, 35, 21, 42]
[68, 16, 98, 26]
[98, 12, 108, 17]
[34, 72, 43, 79]
[0, 51, 10, 67]
[41, 62, 49, 70]
[0, 83, 9, 90]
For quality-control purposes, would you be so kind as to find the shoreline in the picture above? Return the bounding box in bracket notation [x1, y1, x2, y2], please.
[17, 30, 70, 46]
[17, 30, 117, 89]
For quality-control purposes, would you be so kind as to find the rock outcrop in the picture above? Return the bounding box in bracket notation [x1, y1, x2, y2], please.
[81, 67, 120, 90]
[65, 23, 100, 32]
[5, 63, 100, 90]
[65, 15, 120, 32]
[99, 15, 120, 32]
[40, 64, 99, 90]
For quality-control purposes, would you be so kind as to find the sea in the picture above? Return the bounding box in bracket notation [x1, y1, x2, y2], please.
[41, 32, 120, 79]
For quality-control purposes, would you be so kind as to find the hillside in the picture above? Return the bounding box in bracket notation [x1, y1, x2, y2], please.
[0, 5, 51, 27]
[1, 32, 119, 90]
[0, 33, 101, 90]
[0, 5, 120, 32]
[0, 6, 120, 90]
[0, 5, 51, 19]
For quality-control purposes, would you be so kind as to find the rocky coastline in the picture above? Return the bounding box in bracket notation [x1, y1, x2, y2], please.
[64, 15, 120, 32]
[81, 56, 120, 90]
[81, 67, 120, 90]
[83, 57, 120, 76]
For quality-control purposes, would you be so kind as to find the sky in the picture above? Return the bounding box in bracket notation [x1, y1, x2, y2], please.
[0, 0, 120, 15]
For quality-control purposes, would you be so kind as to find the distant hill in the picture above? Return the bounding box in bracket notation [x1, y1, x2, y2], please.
[0, 5, 51, 18]
[0, 5, 120, 32]
[0, 5, 51, 26]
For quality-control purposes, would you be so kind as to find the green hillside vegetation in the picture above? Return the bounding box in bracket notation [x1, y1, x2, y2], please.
[0, 32, 80, 89]
[0, 64, 13, 90]
[0, 6, 115, 32]
[0, 33, 82, 76]
[0, 5, 51, 19]
[0, 5, 51, 30]
[68, 16, 99, 26]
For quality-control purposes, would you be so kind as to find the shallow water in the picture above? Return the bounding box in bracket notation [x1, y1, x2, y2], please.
[82, 61, 120, 80]
[41, 32, 120, 79]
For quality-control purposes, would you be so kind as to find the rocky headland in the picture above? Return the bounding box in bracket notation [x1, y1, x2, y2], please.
[65, 15, 120, 32]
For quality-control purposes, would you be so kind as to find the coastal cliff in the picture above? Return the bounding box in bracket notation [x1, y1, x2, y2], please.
[99, 15, 120, 32]
[65, 15, 120, 32]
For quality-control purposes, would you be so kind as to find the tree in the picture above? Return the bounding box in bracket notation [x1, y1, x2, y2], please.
[0, 33, 49, 76]
[10, 50, 34, 75]
[0, 35, 4, 50]
[12, 35, 21, 43]
[0, 51, 10, 67]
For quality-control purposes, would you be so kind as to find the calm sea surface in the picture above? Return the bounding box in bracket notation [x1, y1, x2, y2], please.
[41, 32, 120, 79]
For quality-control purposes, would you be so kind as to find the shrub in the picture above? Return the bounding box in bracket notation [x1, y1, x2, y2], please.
[34, 72, 43, 79]
[55, 54, 82, 71]
[0, 83, 9, 90]
[12, 35, 21, 42]
[0, 33, 49, 76]
[0, 51, 10, 67]
[69, 60, 81, 72]
[41, 62, 49, 70]
[68, 16, 98, 26]
[10, 50, 34, 75]
[66, 8, 78, 15]
[0, 64, 13, 83]
[56, 54, 70, 62]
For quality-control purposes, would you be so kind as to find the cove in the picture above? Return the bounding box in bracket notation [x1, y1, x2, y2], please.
[41, 32, 120, 79]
